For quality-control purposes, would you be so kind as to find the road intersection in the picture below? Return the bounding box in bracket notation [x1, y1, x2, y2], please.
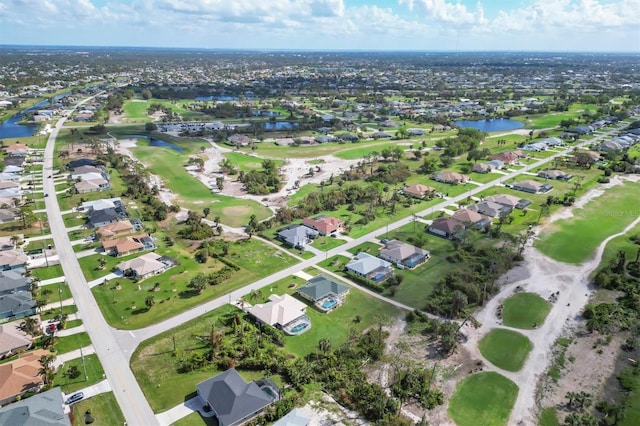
[41, 101, 626, 425]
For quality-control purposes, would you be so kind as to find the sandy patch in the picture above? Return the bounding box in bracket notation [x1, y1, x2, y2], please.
[222, 205, 252, 217]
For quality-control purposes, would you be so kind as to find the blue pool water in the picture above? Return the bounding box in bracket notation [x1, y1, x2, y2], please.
[373, 273, 386, 282]
[290, 323, 308, 334]
[322, 299, 337, 310]
[264, 121, 298, 130]
[125, 135, 183, 152]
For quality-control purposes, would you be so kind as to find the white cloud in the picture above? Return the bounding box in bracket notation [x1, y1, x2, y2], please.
[399, 0, 486, 25]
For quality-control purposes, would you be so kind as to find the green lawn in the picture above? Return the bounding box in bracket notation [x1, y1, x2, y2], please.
[55, 354, 105, 393]
[312, 235, 346, 252]
[538, 407, 560, 426]
[131, 142, 271, 227]
[171, 412, 216, 426]
[55, 332, 92, 354]
[479, 328, 533, 372]
[448, 372, 519, 426]
[535, 181, 640, 263]
[502, 292, 552, 329]
[92, 238, 299, 329]
[222, 152, 283, 171]
[71, 392, 125, 426]
[31, 264, 65, 281]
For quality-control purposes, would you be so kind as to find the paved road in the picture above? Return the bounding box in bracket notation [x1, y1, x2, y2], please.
[43, 104, 159, 425]
[112, 124, 626, 357]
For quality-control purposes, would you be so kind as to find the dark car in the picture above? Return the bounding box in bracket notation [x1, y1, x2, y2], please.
[65, 392, 84, 404]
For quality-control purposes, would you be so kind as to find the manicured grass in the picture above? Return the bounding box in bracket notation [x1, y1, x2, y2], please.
[171, 412, 216, 426]
[312, 235, 347, 252]
[538, 407, 560, 426]
[131, 143, 271, 227]
[41, 305, 77, 321]
[448, 372, 519, 426]
[66, 319, 83, 328]
[55, 332, 92, 354]
[71, 392, 125, 426]
[92, 238, 299, 329]
[56, 354, 105, 393]
[263, 275, 403, 358]
[479, 328, 533, 372]
[535, 181, 640, 263]
[502, 292, 552, 329]
[31, 264, 64, 281]
[222, 152, 283, 171]
[347, 241, 383, 255]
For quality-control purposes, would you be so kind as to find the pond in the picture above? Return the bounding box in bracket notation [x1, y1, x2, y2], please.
[0, 92, 72, 140]
[454, 118, 524, 132]
[125, 135, 183, 153]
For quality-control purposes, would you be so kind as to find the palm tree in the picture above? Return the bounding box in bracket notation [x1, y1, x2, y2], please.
[21, 316, 40, 335]
[145, 296, 155, 309]
[10, 235, 21, 249]
[247, 289, 263, 304]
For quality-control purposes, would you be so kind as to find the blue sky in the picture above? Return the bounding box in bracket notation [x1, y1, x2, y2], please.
[0, 0, 639, 52]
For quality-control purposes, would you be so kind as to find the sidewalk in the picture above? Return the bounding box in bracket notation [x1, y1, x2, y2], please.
[39, 276, 66, 286]
[42, 297, 74, 312]
[57, 324, 86, 337]
[54, 345, 96, 368]
[87, 272, 122, 288]
[155, 397, 212, 426]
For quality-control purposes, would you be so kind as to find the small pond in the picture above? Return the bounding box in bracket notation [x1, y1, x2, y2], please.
[454, 118, 524, 132]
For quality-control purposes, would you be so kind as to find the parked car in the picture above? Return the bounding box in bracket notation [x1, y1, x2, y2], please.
[65, 392, 84, 404]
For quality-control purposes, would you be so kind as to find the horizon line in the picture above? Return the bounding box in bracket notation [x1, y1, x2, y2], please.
[0, 44, 638, 55]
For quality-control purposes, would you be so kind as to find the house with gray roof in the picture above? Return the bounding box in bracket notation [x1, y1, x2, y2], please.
[0, 292, 36, 321]
[467, 200, 511, 218]
[196, 368, 279, 426]
[511, 180, 553, 194]
[273, 408, 312, 426]
[297, 275, 349, 312]
[276, 225, 318, 249]
[379, 240, 430, 269]
[0, 271, 31, 296]
[345, 252, 393, 283]
[88, 208, 119, 228]
[0, 387, 70, 426]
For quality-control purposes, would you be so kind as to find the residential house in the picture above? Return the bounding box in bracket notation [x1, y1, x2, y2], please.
[379, 239, 430, 269]
[80, 197, 124, 213]
[0, 181, 19, 190]
[488, 152, 520, 165]
[116, 252, 176, 280]
[345, 252, 393, 282]
[297, 275, 350, 312]
[472, 163, 491, 174]
[273, 408, 312, 426]
[0, 292, 36, 321]
[484, 194, 531, 210]
[70, 165, 108, 181]
[403, 183, 435, 199]
[74, 178, 111, 194]
[0, 236, 21, 252]
[302, 215, 344, 236]
[428, 217, 465, 239]
[88, 208, 119, 228]
[467, 200, 511, 218]
[196, 369, 279, 426]
[276, 225, 319, 249]
[0, 173, 22, 182]
[0, 209, 17, 223]
[537, 169, 573, 181]
[227, 134, 252, 147]
[0, 271, 31, 296]
[0, 387, 70, 426]
[0, 250, 28, 271]
[432, 172, 469, 185]
[4, 143, 29, 156]
[0, 319, 33, 359]
[0, 349, 50, 406]
[102, 235, 154, 257]
[67, 158, 96, 170]
[451, 208, 492, 228]
[96, 220, 135, 240]
[407, 128, 425, 136]
[512, 180, 553, 194]
[247, 294, 310, 335]
[487, 159, 505, 170]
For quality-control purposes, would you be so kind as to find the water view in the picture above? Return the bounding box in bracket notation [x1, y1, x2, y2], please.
[125, 135, 183, 152]
[454, 118, 524, 132]
[0, 92, 72, 140]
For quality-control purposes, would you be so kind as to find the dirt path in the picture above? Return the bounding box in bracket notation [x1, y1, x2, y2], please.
[460, 176, 640, 425]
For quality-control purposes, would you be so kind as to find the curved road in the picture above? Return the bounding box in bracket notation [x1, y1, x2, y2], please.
[43, 103, 159, 425]
[42, 99, 628, 425]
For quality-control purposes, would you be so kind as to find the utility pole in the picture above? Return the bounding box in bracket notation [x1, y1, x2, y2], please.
[80, 345, 88, 381]
[42, 242, 49, 267]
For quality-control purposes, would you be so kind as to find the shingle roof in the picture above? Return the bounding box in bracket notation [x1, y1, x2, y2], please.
[0, 387, 70, 426]
[197, 369, 273, 426]
[297, 275, 349, 301]
[345, 252, 392, 275]
[379, 240, 429, 263]
[247, 294, 306, 327]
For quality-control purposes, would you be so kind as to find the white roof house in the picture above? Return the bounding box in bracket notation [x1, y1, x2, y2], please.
[247, 294, 307, 328]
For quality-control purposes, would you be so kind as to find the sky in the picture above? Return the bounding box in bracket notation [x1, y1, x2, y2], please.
[0, 0, 639, 52]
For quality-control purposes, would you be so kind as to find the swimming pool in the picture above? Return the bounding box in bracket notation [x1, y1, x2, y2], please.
[321, 298, 338, 310]
[290, 323, 308, 334]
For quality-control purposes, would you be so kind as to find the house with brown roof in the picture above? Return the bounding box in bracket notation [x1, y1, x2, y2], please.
[116, 252, 176, 280]
[488, 152, 520, 165]
[537, 169, 573, 181]
[4, 143, 29, 156]
[403, 183, 435, 199]
[102, 234, 154, 257]
[0, 319, 34, 359]
[428, 217, 465, 239]
[451, 208, 492, 228]
[379, 240, 430, 269]
[302, 215, 344, 236]
[485, 194, 531, 210]
[0, 250, 28, 271]
[74, 178, 111, 194]
[0, 349, 50, 406]
[432, 172, 469, 185]
[96, 220, 135, 240]
[511, 180, 553, 194]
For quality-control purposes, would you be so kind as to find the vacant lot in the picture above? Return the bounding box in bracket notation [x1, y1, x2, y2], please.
[448, 372, 519, 426]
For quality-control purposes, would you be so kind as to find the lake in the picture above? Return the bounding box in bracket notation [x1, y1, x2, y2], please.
[454, 118, 524, 132]
[0, 92, 72, 140]
[125, 135, 183, 153]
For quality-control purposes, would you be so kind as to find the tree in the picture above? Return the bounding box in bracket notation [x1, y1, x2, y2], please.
[21, 316, 39, 335]
[145, 122, 158, 131]
[65, 365, 81, 380]
[38, 353, 57, 386]
[203, 207, 210, 218]
[145, 296, 155, 309]
[188, 274, 207, 294]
